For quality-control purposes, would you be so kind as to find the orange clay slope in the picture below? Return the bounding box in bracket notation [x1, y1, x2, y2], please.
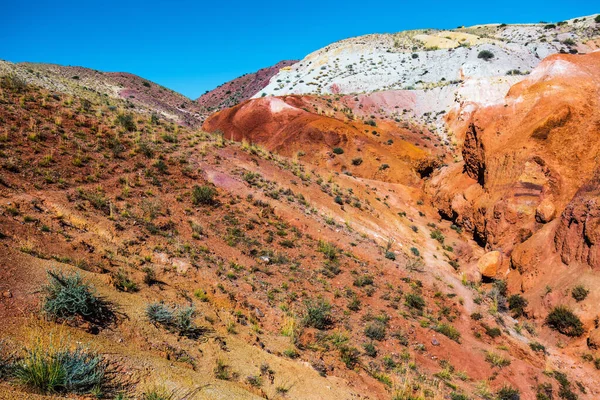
[203, 94, 446, 185]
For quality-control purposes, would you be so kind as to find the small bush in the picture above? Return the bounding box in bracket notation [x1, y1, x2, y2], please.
[478, 50, 494, 61]
[14, 340, 106, 394]
[192, 185, 217, 206]
[352, 158, 363, 166]
[508, 294, 528, 317]
[485, 351, 511, 368]
[317, 241, 338, 261]
[434, 323, 461, 342]
[554, 371, 577, 400]
[483, 324, 502, 338]
[42, 270, 115, 327]
[353, 274, 374, 287]
[546, 306, 584, 337]
[529, 341, 546, 353]
[146, 303, 207, 339]
[339, 345, 360, 368]
[571, 285, 589, 302]
[303, 298, 333, 329]
[213, 359, 231, 380]
[596, 15, 600, 23]
[385, 251, 396, 260]
[363, 342, 377, 357]
[496, 385, 520, 400]
[112, 269, 138, 292]
[364, 322, 386, 341]
[332, 147, 344, 155]
[405, 293, 426, 311]
[430, 229, 444, 243]
[115, 113, 136, 132]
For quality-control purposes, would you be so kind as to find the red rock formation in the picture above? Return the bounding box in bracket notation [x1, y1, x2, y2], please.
[428, 52, 600, 257]
[554, 169, 600, 269]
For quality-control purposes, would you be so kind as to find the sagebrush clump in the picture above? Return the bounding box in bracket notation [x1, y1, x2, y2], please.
[42, 270, 116, 327]
[146, 303, 207, 339]
[14, 339, 107, 395]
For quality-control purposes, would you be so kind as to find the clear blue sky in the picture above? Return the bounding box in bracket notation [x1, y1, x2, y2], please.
[2, 1, 597, 99]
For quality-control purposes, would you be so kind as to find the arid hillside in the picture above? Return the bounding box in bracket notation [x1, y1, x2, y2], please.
[1, 65, 598, 400]
[0, 61, 207, 127]
[2, 13, 600, 400]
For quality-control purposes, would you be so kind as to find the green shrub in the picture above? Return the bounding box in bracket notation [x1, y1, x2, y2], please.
[317, 241, 338, 261]
[571, 285, 589, 302]
[42, 270, 115, 327]
[115, 113, 136, 132]
[213, 359, 231, 380]
[192, 185, 217, 205]
[546, 306, 584, 337]
[14, 341, 106, 394]
[334, 196, 343, 205]
[339, 345, 360, 368]
[303, 298, 333, 329]
[363, 342, 377, 357]
[470, 312, 483, 321]
[496, 385, 520, 400]
[508, 294, 528, 317]
[430, 229, 444, 243]
[353, 275, 374, 287]
[112, 269, 138, 292]
[332, 147, 344, 155]
[554, 370, 577, 400]
[434, 323, 461, 342]
[483, 324, 502, 338]
[385, 251, 396, 260]
[596, 15, 600, 23]
[351, 158, 363, 166]
[146, 303, 207, 339]
[364, 322, 386, 341]
[478, 50, 494, 61]
[529, 341, 546, 353]
[405, 293, 426, 311]
[485, 351, 511, 368]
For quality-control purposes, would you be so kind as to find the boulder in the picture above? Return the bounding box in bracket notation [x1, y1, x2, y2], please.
[478, 251, 501, 279]
[536, 198, 556, 223]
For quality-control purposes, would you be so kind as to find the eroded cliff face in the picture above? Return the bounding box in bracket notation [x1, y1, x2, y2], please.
[554, 170, 600, 270]
[427, 52, 600, 275]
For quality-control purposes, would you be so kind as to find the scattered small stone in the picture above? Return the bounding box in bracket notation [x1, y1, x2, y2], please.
[431, 338, 440, 346]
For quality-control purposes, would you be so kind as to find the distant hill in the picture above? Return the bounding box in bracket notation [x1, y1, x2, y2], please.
[196, 60, 297, 111]
[0, 61, 207, 127]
